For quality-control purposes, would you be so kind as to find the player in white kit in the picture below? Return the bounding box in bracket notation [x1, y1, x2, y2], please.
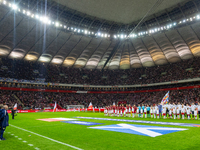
[181, 105, 185, 119]
[177, 106, 180, 119]
[150, 106, 153, 118]
[187, 107, 190, 119]
[132, 105, 135, 118]
[136, 107, 139, 118]
[173, 107, 176, 119]
[153, 106, 156, 118]
[140, 108, 143, 118]
[156, 108, 159, 119]
[162, 106, 166, 119]
[169, 108, 172, 119]
[104, 106, 107, 116]
[144, 107, 147, 118]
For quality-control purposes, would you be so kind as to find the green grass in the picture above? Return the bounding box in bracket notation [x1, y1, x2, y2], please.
[1, 112, 200, 150]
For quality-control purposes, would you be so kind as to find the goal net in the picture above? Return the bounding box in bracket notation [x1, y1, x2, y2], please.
[66, 105, 84, 111]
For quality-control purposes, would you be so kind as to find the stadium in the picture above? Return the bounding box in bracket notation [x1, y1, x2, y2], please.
[1, 0, 200, 149]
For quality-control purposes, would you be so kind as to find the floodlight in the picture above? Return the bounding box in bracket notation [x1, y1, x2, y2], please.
[12, 4, 18, 10]
[35, 15, 39, 19]
[27, 11, 30, 16]
[55, 22, 59, 27]
[41, 16, 49, 24]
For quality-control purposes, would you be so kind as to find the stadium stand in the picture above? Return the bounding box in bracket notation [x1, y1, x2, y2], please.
[0, 57, 200, 86]
[0, 87, 199, 110]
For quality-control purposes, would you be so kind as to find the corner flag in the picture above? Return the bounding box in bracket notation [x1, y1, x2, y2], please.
[161, 91, 169, 105]
[13, 103, 17, 110]
[53, 102, 57, 112]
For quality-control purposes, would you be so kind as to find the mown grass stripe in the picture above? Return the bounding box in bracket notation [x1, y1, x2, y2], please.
[10, 124, 83, 150]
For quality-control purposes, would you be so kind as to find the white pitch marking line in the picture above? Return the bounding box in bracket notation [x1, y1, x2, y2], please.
[18, 138, 22, 140]
[15, 136, 18, 138]
[11, 134, 14, 135]
[10, 124, 83, 150]
[28, 144, 34, 147]
[35, 148, 40, 150]
[23, 141, 27, 143]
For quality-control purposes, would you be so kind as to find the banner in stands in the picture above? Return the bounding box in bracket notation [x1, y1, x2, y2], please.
[7, 108, 104, 113]
[1, 85, 200, 94]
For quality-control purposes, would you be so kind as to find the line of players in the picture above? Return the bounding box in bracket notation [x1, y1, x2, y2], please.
[104, 102, 200, 120]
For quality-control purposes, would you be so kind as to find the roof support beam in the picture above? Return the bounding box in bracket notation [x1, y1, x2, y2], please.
[102, 41, 121, 70]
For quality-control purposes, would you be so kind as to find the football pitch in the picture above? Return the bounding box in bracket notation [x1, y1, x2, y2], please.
[1, 112, 200, 150]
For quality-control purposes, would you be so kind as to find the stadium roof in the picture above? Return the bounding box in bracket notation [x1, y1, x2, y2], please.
[0, 0, 200, 69]
[55, 0, 184, 24]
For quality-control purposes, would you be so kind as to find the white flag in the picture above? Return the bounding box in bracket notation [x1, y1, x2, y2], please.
[13, 103, 17, 110]
[53, 102, 57, 112]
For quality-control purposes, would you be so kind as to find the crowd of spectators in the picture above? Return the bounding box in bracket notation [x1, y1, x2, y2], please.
[0, 88, 199, 110]
[0, 57, 200, 110]
[0, 57, 200, 85]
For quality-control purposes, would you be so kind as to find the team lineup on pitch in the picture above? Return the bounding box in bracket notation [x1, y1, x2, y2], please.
[1, 111, 200, 150]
